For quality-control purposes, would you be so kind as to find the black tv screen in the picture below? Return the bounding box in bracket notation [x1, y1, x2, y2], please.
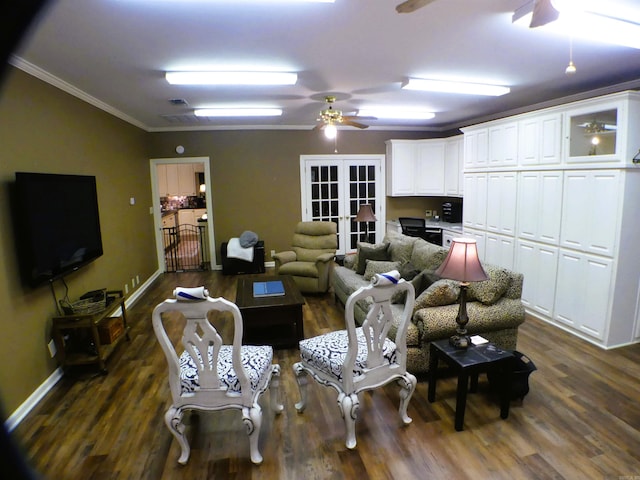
[13, 172, 104, 287]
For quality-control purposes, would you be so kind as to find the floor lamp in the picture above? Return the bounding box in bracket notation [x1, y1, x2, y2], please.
[435, 238, 488, 349]
[355, 204, 376, 243]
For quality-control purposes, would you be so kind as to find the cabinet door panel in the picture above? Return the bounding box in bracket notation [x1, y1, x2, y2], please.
[554, 250, 583, 328]
[560, 172, 589, 251]
[485, 234, 515, 270]
[517, 172, 539, 240]
[415, 142, 445, 195]
[539, 114, 562, 164]
[538, 172, 563, 244]
[387, 143, 416, 195]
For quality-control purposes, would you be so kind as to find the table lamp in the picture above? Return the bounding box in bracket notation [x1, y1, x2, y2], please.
[435, 238, 488, 349]
[354, 204, 376, 243]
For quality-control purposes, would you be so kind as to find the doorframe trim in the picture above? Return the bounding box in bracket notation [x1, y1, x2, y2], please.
[299, 154, 386, 253]
[149, 156, 216, 271]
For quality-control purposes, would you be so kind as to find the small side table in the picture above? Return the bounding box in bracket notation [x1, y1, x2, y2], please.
[52, 291, 130, 374]
[428, 339, 515, 431]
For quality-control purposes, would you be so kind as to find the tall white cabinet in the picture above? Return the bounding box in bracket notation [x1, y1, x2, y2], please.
[462, 91, 640, 349]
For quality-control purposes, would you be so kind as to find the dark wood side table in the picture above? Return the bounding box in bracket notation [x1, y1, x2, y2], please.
[428, 339, 515, 431]
[51, 291, 130, 374]
[235, 275, 305, 349]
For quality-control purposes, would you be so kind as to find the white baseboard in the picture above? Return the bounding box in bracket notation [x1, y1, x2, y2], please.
[4, 269, 163, 432]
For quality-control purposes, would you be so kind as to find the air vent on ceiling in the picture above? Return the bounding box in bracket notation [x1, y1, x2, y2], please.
[168, 98, 189, 106]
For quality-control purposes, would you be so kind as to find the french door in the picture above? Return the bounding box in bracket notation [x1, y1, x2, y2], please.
[300, 155, 385, 255]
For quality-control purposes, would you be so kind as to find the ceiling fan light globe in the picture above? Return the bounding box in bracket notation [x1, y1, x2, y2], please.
[324, 123, 337, 139]
[565, 61, 577, 75]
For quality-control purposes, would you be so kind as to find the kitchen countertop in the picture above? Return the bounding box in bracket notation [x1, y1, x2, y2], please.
[387, 219, 463, 233]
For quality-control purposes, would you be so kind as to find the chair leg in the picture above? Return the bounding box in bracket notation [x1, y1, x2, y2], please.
[242, 405, 263, 465]
[270, 364, 284, 414]
[337, 392, 360, 449]
[292, 362, 309, 412]
[165, 406, 190, 465]
[397, 373, 417, 425]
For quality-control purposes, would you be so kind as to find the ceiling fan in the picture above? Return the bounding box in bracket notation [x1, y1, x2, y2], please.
[396, 0, 559, 28]
[313, 96, 374, 133]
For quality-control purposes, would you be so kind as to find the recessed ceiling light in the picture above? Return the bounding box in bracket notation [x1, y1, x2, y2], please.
[358, 108, 435, 120]
[402, 78, 510, 96]
[194, 108, 283, 117]
[166, 71, 297, 85]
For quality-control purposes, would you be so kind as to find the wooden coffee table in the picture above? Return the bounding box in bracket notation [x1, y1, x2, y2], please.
[235, 275, 305, 349]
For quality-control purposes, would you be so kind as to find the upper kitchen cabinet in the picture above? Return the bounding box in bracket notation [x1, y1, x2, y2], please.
[462, 126, 488, 169]
[157, 163, 197, 196]
[518, 112, 563, 166]
[488, 121, 518, 167]
[564, 92, 640, 165]
[444, 135, 464, 196]
[386, 139, 446, 196]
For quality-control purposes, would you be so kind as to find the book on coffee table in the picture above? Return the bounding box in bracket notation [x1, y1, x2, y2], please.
[253, 280, 285, 297]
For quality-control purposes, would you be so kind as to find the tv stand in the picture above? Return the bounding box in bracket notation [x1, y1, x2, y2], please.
[51, 290, 129, 374]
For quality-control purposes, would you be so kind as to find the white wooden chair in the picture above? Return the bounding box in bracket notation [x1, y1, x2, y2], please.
[152, 293, 283, 465]
[293, 276, 417, 449]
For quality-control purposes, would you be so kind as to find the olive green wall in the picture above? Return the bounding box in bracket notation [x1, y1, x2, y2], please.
[0, 67, 458, 419]
[0, 68, 156, 416]
[147, 129, 448, 260]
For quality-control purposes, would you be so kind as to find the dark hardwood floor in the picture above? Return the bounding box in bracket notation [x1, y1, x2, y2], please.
[11, 270, 640, 479]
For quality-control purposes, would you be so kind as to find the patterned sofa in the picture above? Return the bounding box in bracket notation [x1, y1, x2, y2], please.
[331, 230, 526, 374]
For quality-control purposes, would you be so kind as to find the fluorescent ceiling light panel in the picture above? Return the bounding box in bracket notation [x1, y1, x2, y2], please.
[166, 71, 297, 85]
[513, 1, 640, 50]
[402, 78, 510, 97]
[358, 108, 435, 120]
[194, 108, 283, 117]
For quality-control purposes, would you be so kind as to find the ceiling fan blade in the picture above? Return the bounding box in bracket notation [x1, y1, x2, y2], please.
[396, 0, 436, 14]
[529, 0, 559, 28]
[313, 122, 325, 131]
[342, 119, 369, 129]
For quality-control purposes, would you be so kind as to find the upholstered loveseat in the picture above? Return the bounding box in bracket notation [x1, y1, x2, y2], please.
[331, 230, 525, 374]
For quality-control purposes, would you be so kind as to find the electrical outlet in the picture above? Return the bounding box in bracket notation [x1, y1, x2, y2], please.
[271, 250, 276, 257]
[425, 210, 433, 218]
[47, 339, 57, 358]
[125, 284, 129, 295]
[136, 275, 140, 285]
[131, 278, 136, 289]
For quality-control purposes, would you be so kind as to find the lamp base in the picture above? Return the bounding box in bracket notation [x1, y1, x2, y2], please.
[449, 333, 471, 349]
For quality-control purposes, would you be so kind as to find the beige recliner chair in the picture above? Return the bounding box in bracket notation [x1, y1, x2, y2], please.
[273, 221, 337, 293]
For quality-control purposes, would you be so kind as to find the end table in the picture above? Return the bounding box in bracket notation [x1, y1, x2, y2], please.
[428, 339, 515, 431]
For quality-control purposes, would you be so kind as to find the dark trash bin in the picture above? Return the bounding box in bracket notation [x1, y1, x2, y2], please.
[488, 351, 537, 402]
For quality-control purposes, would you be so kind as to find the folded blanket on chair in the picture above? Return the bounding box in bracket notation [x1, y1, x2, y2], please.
[227, 237, 254, 262]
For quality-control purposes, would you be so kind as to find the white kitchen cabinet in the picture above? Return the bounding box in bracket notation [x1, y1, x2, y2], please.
[554, 250, 613, 340]
[178, 209, 196, 227]
[518, 112, 562, 166]
[486, 172, 517, 236]
[177, 163, 196, 196]
[386, 139, 445, 196]
[560, 170, 620, 257]
[462, 173, 487, 230]
[516, 240, 558, 317]
[488, 122, 518, 167]
[444, 135, 463, 196]
[485, 233, 515, 270]
[516, 171, 563, 244]
[463, 127, 488, 169]
[415, 141, 445, 195]
[386, 141, 417, 196]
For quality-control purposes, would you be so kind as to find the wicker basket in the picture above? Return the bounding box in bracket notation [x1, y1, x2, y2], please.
[60, 290, 107, 315]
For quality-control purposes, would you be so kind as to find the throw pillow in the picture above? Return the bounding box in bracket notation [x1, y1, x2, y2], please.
[398, 261, 420, 281]
[392, 268, 439, 304]
[414, 279, 460, 312]
[467, 264, 511, 305]
[343, 253, 357, 270]
[355, 242, 390, 275]
[363, 260, 402, 281]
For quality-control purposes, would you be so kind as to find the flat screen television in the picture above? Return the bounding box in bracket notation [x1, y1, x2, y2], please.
[13, 172, 104, 287]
